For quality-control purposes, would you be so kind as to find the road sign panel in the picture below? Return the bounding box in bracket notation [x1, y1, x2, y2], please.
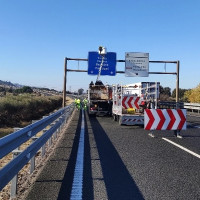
[88, 52, 116, 76]
[122, 96, 141, 109]
[125, 52, 149, 77]
[144, 109, 186, 130]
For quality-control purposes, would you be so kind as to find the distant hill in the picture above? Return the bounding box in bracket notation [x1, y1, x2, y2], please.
[0, 80, 16, 87]
[0, 80, 61, 95]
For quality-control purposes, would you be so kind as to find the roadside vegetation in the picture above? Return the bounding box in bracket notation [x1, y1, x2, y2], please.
[160, 83, 200, 103]
[183, 84, 200, 103]
[0, 93, 62, 137]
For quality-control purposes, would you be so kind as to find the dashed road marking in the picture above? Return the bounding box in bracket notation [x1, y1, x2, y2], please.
[162, 137, 200, 159]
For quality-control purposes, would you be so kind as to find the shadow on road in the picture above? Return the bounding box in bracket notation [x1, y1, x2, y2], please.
[89, 116, 144, 200]
[82, 111, 94, 199]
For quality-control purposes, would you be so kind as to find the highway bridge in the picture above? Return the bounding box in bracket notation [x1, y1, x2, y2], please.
[1, 106, 200, 199]
[20, 110, 200, 199]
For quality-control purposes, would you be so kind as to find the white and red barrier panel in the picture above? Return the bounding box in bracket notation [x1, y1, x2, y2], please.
[122, 96, 141, 109]
[144, 109, 186, 130]
[121, 115, 144, 125]
[122, 118, 144, 123]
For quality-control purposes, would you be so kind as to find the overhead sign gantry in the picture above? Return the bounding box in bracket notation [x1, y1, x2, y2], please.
[62, 48, 180, 107]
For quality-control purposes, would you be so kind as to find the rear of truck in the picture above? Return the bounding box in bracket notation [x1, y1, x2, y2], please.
[88, 83, 112, 116]
[112, 82, 160, 125]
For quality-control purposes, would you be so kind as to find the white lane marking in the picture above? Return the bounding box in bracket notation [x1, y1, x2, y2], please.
[70, 110, 85, 200]
[194, 126, 200, 129]
[162, 137, 200, 159]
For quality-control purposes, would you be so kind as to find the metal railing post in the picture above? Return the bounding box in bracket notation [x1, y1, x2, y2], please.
[54, 119, 59, 136]
[10, 150, 22, 198]
[50, 123, 57, 140]
[30, 137, 39, 174]
[42, 129, 48, 157]
[48, 134, 52, 147]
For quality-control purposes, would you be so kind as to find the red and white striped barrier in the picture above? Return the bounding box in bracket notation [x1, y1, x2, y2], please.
[144, 109, 186, 130]
[120, 115, 144, 125]
[122, 118, 144, 123]
[122, 96, 141, 109]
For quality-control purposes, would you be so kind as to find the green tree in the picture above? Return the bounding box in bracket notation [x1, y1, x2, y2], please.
[78, 88, 84, 95]
[187, 84, 200, 103]
[15, 86, 33, 94]
[161, 86, 171, 96]
[0, 87, 6, 92]
[172, 88, 189, 101]
[183, 89, 192, 102]
[22, 86, 33, 93]
[159, 86, 171, 101]
[8, 87, 13, 93]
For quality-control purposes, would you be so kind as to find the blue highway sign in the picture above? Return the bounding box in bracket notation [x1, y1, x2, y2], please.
[88, 52, 116, 76]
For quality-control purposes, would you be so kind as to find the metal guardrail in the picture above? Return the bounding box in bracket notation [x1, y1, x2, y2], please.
[184, 102, 200, 113]
[0, 104, 74, 195]
[158, 101, 200, 113]
[158, 101, 184, 109]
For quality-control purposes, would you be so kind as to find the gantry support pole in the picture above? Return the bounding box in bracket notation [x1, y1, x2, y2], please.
[63, 57, 67, 107]
[176, 60, 180, 106]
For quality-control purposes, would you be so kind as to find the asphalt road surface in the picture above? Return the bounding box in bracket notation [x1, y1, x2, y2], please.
[24, 110, 200, 200]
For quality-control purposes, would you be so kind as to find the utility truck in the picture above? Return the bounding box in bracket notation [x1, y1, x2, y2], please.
[88, 80, 112, 116]
[112, 82, 160, 125]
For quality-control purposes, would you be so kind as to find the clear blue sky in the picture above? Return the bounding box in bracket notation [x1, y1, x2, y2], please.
[0, 0, 200, 92]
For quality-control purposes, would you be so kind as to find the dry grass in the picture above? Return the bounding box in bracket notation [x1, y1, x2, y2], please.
[0, 93, 63, 128]
[0, 128, 14, 138]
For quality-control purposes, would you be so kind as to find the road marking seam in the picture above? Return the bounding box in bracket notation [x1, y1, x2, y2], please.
[70, 110, 85, 200]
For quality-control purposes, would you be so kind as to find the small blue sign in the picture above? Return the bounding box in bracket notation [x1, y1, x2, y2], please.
[88, 52, 116, 76]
